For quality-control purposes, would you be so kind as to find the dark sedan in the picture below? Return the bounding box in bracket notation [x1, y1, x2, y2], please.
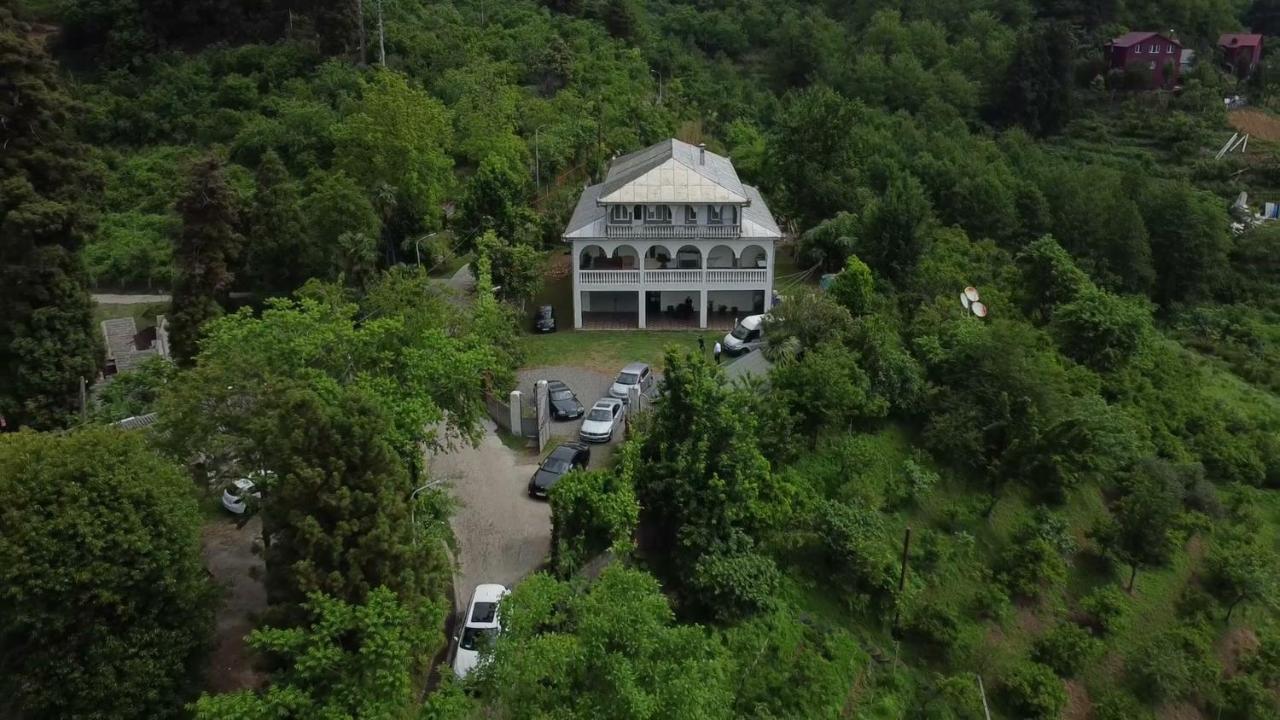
[534, 305, 557, 333]
[547, 380, 584, 420]
[528, 442, 590, 498]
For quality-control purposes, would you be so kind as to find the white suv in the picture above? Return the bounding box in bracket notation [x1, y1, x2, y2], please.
[453, 583, 508, 679]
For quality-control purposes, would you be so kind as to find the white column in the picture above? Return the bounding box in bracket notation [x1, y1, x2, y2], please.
[572, 240, 583, 329]
[508, 390, 522, 435]
[699, 289, 708, 329]
[766, 240, 776, 309]
[637, 290, 646, 329]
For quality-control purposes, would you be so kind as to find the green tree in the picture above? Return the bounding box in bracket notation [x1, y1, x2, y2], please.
[0, 427, 214, 719]
[1016, 235, 1091, 322]
[549, 448, 639, 577]
[334, 70, 453, 230]
[768, 86, 863, 226]
[476, 231, 543, 309]
[1001, 661, 1066, 719]
[244, 150, 312, 290]
[798, 211, 861, 272]
[457, 152, 535, 242]
[1204, 531, 1279, 622]
[169, 155, 242, 365]
[0, 10, 102, 428]
[1050, 288, 1153, 372]
[773, 341, 882, 439]
[302, 170, 382, 275]
[1137, 179, 1231, 305]
[91, 355, 176, 423]
[1095, 459, 1185, 592]
[858, 169, 932, 283]
[475, 566, 734, 719]
[997, 21, 1073, 136]
[829, 254, 875, 316]
[1031, 622, 1102, 677]
[193, 587, 438, 719]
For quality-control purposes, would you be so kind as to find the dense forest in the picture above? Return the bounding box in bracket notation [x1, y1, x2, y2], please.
[3, 0, 1280, 718]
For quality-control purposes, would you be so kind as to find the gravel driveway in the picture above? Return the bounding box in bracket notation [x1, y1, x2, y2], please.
[428, 422, 550, 612]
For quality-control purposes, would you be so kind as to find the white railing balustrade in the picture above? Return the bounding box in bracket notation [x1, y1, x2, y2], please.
[706, 269, 767, 284]
[605, 224, 741, 239]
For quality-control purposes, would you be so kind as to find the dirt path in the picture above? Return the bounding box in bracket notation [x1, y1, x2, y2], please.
[428, 421, 551, 613]
[201, 517, 267, 692]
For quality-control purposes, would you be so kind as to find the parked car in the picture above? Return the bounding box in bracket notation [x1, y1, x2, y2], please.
[453, 583, 508, 679]
[722, 314, 767, 356]
[528, 442, 591, 498]
[547, 380, 584, 420]
[579, 398, 625, 443]
[221, 474, 264, 514]
[607, 362, 654, 402]
[533, 305, 557, 333]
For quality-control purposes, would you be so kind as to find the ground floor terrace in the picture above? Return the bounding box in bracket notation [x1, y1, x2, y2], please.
[576, 289, 767, 330]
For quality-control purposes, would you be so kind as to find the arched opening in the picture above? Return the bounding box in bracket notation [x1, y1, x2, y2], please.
[579, 244, 607, 270]
[739, 245, 767, 269]
[644, 244, 675, 269]
[611, 244, 639, 269]
[706, 245, 735, 269]
[674, 244, 702, 269]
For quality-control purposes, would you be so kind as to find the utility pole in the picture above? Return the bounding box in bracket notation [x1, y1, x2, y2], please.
[891, 526, 912, 629]
[355, 0, 367, 64]
[79, 376, 87, 423]
[976, 675, 992, 720]
[376, 0, 386, 66]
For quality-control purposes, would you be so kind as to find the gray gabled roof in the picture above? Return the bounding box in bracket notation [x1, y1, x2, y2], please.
[562, 182, 781, 241]
[598, 139, 747, 204]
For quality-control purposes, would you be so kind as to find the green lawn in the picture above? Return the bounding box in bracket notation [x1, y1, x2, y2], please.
[520, 329, 710, 373]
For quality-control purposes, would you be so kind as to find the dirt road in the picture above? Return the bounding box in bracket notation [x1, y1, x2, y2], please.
[202, 517, 267, 692]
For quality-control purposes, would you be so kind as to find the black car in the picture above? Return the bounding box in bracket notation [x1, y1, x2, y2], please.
[547, 380, 584, 420]
[534, 305, 557, 333]
[528, 442, 591, 498]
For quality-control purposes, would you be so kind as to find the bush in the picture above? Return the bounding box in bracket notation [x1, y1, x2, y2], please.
[1001, 661, 1066, 720]
[1092, 689, 1153, 720]
[901, 599, 961, 650]
[1216, 675, 1279, 720]
[816, 500, 898, 610]
[1079, 585, 1128, 635]
[549, 465, 638, 577]
[690, 547, 781, 622]
[1031, 622, 1101, 677]
[1128, 626, 1219, 703]
[998, 510, 1073, 599]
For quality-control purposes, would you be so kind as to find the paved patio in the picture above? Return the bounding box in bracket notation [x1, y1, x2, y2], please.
[581, 311, 737, 331]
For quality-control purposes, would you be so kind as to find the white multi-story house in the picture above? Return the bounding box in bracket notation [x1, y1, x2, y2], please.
[562, 138, 781, 329]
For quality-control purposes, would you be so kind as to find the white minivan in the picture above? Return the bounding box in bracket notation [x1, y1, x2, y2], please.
[722, 314, 767, 356]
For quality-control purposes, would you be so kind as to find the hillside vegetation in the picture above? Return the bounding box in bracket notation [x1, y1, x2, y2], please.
[3, 0, 1280, 718]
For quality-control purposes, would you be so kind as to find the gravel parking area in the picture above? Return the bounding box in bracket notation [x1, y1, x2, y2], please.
[517, 366, 615, 441]
[428, 422, 551, 613]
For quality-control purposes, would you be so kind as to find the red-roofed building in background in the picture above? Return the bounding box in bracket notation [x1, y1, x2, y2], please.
[1106, 31, 1183, 89]
[1219, 33, 1263, 75]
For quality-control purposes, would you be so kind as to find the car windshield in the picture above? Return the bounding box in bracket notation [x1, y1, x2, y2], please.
[551, 390, 573, 401]
[588, 407, 612, 421]
[731, 323, 751, 340]
[616, 372, 639, 385]
[543, 459, 572, 474]
[459, 626, 497, 652]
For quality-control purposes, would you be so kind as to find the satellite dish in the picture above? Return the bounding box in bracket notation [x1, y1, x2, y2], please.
[964, 286, 980, 303]
[960, 292, 972, 309]
[971, 301, 988, 318]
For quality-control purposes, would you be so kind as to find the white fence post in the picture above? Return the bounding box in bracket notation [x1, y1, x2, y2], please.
[509, 390, 522, 435]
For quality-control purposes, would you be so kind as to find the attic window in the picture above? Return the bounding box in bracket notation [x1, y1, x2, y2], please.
[644, 205, 671, 224]
[610, 205, 631, 223]
[633, 204, 643, 221]
[684, 205, 698, 224]
[708, 205, 723, 225]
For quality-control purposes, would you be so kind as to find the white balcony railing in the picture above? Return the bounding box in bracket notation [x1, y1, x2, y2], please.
[605, 224, 741, 240]
[644, 269, 703, 284]
[580, 270, 640, 285]
[706, 268, 767, 284]
[578, 268, 768, 287]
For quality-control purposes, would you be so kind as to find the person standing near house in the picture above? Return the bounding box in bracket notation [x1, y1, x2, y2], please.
[713, 340, 722, 364]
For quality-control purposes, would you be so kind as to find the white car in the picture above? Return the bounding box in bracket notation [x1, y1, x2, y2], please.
[579, 398, 624, 443]
[607, 362, 654, 402]
[453, 583, 508, 679]
[220, 473, 265, 514]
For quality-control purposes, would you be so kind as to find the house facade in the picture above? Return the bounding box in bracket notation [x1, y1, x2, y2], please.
[1219, 33, 1263, 75]
[562, 139, 781, 329]
[1106, 31, 1183, 88]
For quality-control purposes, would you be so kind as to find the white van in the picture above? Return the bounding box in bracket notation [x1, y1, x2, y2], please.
[722, 314, 766, 356]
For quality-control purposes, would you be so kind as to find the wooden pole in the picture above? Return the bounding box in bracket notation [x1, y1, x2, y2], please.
[891, 526, 912, 629]
[977, 675, 992, 720]
[79, 376, 87, 423]
[376, 0, 386, 66]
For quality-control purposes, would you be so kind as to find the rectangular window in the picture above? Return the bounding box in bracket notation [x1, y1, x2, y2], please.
[1167, 44, 1175, 54]
[708, 205, 723, 224]
[1134, 46, 1142, 54]
[644, 205, 671, 224]
[610, 205, 630, 223]
[633, 205, 643, 221]
[684, 205, 698, 224]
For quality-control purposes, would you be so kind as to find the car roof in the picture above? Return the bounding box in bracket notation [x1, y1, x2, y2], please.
[593, 398, 623, 409]
[471, 583, 507, 605]
[547, 444, 580, 460]
[620, 362, 649, 373]
[547, 379, 568, 389]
